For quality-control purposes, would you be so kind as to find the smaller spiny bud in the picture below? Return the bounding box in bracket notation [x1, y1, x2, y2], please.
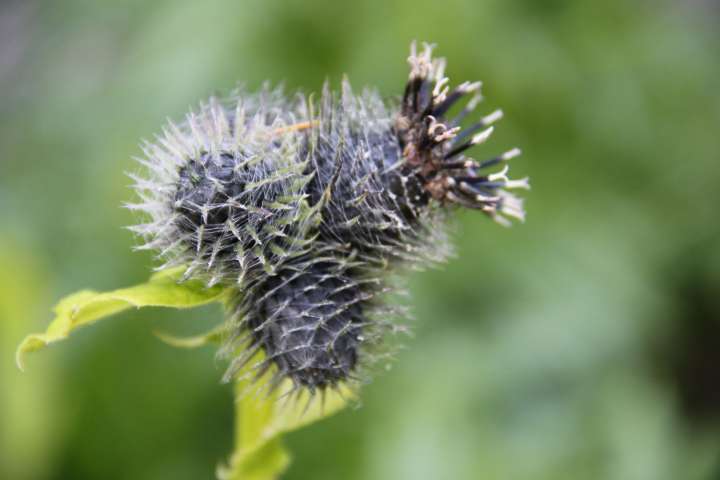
[222, 246, 395, 393]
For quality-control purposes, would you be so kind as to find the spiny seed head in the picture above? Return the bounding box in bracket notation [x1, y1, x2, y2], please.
[128, 42, 528, 393]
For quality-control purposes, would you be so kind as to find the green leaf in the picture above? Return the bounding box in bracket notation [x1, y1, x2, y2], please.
[17, 266, 353, 480]
[218, 356, 353, 480]
[15, 267, 228, 370]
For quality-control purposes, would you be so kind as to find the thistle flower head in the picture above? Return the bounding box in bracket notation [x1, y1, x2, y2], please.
[128, 42, 528, 393]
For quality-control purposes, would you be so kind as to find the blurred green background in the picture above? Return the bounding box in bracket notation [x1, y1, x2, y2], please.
[1, 0, 719, 478]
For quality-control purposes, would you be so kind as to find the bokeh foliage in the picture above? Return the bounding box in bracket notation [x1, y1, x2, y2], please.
[1, 0, 719, 479]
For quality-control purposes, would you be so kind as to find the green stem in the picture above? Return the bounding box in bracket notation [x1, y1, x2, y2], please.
[218, 364, 353, 480]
